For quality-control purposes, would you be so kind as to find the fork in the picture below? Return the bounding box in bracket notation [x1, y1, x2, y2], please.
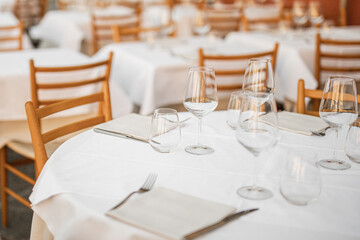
[110, 173, 157, 210]
[311, 127, 330, 136]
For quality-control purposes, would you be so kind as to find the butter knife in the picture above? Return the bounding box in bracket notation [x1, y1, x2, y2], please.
[183, 208, 259, 240]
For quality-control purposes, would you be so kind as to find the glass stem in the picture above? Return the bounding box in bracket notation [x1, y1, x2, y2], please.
[251, 156, 259, 188]
[332, 128, 339, 160]
[197, 118, 202, 146]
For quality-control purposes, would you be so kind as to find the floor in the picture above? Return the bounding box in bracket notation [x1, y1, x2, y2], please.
[0, 150, 34, 240]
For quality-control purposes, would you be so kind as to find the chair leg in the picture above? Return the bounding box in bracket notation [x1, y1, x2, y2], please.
[0, 146, 8, 227]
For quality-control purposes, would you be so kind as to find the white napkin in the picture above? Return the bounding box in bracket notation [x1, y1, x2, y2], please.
[94, 114, 152, 142]
[277, 111, 329, 136]
[106, 187, 235, 240]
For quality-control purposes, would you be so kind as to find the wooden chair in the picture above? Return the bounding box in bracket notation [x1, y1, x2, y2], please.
[111, 24, 168, 42]
[13, 0, 47, 28]
[314, 32, 360, 90]
[91, 12, 141, 53]
[203, 5, 243, 38]
[0, 53, 113, 227]
[242, 2, 284, 31]
[0, 22, 23, 52]
[297, 79, 360, 116]
[198, 42, 278, 91]
[57, 0, 77, 10]
[242, 15, 283, 31]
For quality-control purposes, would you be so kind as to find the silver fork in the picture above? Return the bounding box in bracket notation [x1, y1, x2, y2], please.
[110, 173, 157, 210]
[311, 127, 330, 136]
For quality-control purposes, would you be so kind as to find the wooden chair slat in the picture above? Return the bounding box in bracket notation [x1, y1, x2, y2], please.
[42, 115, 105, 143]
[37, 76, 106, 89]
[36, 93, 104, 119]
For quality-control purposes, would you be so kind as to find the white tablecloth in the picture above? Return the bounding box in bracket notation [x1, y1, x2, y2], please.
[30, 111, 360, 240]
[0, 12, 32, 49]
[93, 36, 312, 114]
[30, 6, 135, 51]
[225, 27, 360, 102]
[0, 48, 132, 120]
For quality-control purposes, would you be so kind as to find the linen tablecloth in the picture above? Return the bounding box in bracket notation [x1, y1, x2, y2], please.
[93, 36, 279, 114]
[225, 27, 360, 103]
[0, 48, 132, 120]
[30, 111, 360, 240]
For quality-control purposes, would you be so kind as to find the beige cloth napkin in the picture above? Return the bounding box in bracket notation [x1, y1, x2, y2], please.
[106, 187, 236, 240]
[276, 111, 329, 136]
[94, 114, 152, 142]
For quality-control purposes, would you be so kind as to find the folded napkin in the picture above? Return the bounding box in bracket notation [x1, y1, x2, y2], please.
[106, 187, 235, 240]
[276, 111, 329, 136]
[94, 114, 152, 142]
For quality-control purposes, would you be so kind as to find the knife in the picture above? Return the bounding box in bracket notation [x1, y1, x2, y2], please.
[183, 208, 259, 240]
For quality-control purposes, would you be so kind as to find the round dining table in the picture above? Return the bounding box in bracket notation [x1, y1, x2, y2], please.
[29, 111, 360, 240]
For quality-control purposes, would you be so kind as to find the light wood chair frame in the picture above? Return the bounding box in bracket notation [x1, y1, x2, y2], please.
[0, 52, 113, 227]
[297, 79, 360, 116]
[0, 22, 23, 52]
[198, 42, 279, 91]
[242, 15, 283, 31]
[111, 24, 167, 42]
[314, 32, 360, 89]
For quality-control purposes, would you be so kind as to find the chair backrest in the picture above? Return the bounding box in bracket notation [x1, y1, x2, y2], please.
[0, 22, 23, 52]
[314, 32, 360, 89]
[91, 11, 141, 53]
[111, 25, 165, 42]
[198, 42, 278, 92]
[13, 0, 46, 28]
[203, 5, 242, 38]
[297, 79, 360, 116]
[26, 53, 113, 178]
[242, 2, 284, 31]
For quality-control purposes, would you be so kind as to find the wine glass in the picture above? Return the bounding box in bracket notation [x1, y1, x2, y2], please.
[292, 1, 308, 29]
[236, 92, 279, 200]
[319, 76, 358, 170]
[227, 90, 243, 130]
[345, 118, 360, 164]
[149, 108, 181, 153]
[280, 149, 321, 206]
[192, 9, 210, 36]
[243, 58, 274, 96]
[308, 1, 324, 27]
[183, 67, 218, 155]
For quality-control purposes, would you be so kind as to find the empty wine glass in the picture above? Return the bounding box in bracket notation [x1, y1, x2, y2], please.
[319, 76, 358, 170]
[192, 9, 210, 36]
[345, 118, 360, 164]
[280, 150, 321, 206]
[236, 93, 279, 200]
[227, 91, 243, 130]
[184, 67, 218, 155]
[292, 1, 308, 29]
[243, 58, 275, 96]
[308, 1, 324, 27]
[149, 108, 181, 153]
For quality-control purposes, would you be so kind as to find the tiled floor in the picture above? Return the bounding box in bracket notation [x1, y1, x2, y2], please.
[0, 150, 34, 240]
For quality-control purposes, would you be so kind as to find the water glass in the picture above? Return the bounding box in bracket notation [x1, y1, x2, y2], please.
[345, 119, 360, 164]
[227, 91, 243, 130]
[149, 108, 181, 153]
[280, 150, 321, 206]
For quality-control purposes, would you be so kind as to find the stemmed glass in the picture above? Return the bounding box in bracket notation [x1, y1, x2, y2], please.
[308, 1, 324, 27]
[292, 1, 308, 29]
[243, 58, 275, 96]
[319, 76, 358, 170]
[192, 9, 210, 36]
[236, 93, 279, 200]
[184, 67, 218, 155]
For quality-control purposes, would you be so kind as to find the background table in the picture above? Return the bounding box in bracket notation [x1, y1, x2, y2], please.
[0, 48, 132, 120]
[30, 111, 360, 240]
[225, 26, 360, 103]
[94, 36, 313, 114]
